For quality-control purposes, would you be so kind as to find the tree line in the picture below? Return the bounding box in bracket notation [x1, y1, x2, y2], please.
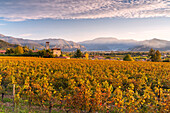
[5, 46, 59, 58]
[4, 46, 165, 62]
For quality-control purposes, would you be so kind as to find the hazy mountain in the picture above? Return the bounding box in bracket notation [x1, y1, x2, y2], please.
[79, 37, 138, 51]
[79, 38, 170, 51]
[0, 39, 18, 50]
[0, 34, 86, 51]
[130, 38, 170, 51]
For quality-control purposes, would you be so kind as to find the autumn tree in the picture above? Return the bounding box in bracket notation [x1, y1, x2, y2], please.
[6, 48, 15, 54]
[38, 49, 54, 58]
[85, 53, 89, 59]
[15, 46, 24, 54]
[154, 50, 161, 62]
[148, 49, 161, 62]
[123, 54, 133, 61]
[148, 48, 155, 61]
[23, 46, 29, 53]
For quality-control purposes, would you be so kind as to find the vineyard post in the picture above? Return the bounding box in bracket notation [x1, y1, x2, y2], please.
[49, 100, 52, 113]
[2, 93, 4, 102]
[13, 84, 15, 112]
[29, 97, 32, 110]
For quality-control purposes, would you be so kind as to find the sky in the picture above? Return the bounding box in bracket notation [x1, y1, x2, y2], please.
[0, 0, 170, 42]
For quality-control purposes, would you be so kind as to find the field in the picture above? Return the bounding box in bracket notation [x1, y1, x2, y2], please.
[0, 57, 170, 113]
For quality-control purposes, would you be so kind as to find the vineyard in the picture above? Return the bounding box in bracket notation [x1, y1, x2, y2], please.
[0, 57, 170, 112]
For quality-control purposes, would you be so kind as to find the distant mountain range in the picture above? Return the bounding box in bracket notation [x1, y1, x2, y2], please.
[130, 38, 170, 51]
[79, 37, 137, 51]
[79, 38, 170, 51]
[0, 34, 170, 51]
[0, 34, 85, 51]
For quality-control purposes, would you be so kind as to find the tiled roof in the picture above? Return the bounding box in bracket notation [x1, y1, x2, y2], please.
[32, 50, 39, 53]
[0, 50, 6, 53]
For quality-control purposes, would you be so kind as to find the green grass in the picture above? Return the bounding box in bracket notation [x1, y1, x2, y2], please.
[0, 104, 65, 113]
[0, 98, 13, 103]
[0, 97, 66, 113]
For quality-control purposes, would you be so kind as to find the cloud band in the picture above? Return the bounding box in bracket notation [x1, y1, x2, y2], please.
[0, 0, 169, 21]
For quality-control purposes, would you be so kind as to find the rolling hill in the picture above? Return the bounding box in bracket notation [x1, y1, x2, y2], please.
[0, 39, 18, 50]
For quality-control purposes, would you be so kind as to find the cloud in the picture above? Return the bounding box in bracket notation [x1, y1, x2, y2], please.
[0, 0, 169, 21]
[19, 34, 32, 37]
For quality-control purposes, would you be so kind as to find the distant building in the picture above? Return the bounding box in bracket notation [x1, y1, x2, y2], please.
[46, 42, 50, 50]
[0, 50, 6, 54]
[51, 48, 61, 56]
[32, 50, 39, 53]
[45, 42, 61, 56]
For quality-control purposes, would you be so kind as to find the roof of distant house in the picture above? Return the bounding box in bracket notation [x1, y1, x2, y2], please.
[32, 50, 39, 53]
[0, 50, 6, 53]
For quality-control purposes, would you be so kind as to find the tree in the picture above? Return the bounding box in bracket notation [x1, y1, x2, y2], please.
[74, 49, 82, 58]
[85, 53, 89, 59]
[60, 51, 63, 57]
[38, 49, 54, 58]
[123, 54, 134, 61]
[23, 46, 29, 53]
[6, 48, 15, 54]
[15, 46, 24, 54]
[38, 49, 46, 57]
[148, 49, 161, 62]
[154, 50, 161, 62]
[148, 48, 155, 61]
[5, 48, 10, 54]
[105, 56, 111, 59]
